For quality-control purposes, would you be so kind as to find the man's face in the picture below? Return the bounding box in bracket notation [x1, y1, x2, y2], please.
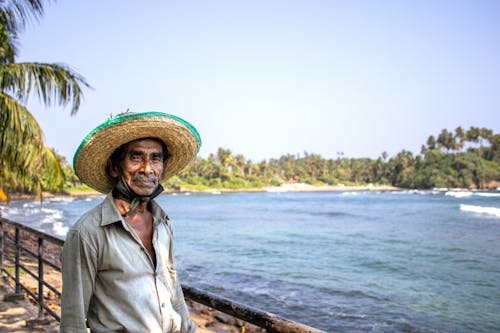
[115, 139, 165, 196]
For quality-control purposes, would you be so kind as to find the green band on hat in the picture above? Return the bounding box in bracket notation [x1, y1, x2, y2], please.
[73, 111, 202, 168]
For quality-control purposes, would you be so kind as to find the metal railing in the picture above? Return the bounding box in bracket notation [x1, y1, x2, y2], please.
[0, 217, 64, 321]
[0, 217, 324, 333]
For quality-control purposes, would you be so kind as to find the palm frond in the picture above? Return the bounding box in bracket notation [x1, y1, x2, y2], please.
[0, 62, 91, 115]
[0, 0, 48, 35]
[0, 91, 44, 172]
[0, 23, 17, 63]
[40, 146, 65, 191]
[0, 153, 38, 192]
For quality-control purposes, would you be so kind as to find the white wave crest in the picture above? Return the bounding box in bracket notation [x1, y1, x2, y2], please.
[52, 221, 69, 237]
[446, 191, 500, 198]
[445, 191, 473, 198]
[476, 192, 500, 197]
[460, 204, 500, 217]
[45, 197, 75, 204]
[341, 192, 360, 196]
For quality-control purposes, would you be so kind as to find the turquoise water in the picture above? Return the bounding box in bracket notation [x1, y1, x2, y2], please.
[2, 190, 500, 332]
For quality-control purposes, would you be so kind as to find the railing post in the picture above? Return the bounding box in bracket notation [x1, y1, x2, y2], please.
[37, 237, 45, 318]
[2, 221, 24, 301]
[25, 235, 53, 328]
[14, 227, 21, 294]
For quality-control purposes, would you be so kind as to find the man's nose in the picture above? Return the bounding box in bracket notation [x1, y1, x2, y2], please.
[140, 159, 154, 174]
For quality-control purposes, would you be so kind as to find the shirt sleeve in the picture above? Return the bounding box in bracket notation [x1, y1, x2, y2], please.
[60, 228, 98, 333]
[172, 279, 196, 333]
[165, 222, 196, 333]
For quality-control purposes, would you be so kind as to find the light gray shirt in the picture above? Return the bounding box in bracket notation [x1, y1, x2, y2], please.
[60, 193, 195, 333]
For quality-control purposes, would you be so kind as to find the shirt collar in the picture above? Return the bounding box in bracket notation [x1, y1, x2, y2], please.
[100, 192, 169, 227]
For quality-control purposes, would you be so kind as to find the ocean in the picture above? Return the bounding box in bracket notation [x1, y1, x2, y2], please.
[1, 189, 500, 332]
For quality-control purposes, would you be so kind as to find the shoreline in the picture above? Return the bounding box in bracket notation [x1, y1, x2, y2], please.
[5, 183, 401, 201]
[8, 182, 499, 202]
[260, 183, 399, 193]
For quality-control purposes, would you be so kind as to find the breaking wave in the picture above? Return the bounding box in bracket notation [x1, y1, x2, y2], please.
[446, 191, 500, 198]
[460, 204, 500, 217]
[445, 191, 473, 198]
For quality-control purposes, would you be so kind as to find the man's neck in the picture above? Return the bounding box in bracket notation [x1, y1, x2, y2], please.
[113, 195, 150, 216]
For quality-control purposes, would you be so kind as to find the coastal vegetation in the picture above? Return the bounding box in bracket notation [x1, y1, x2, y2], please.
[58, 126, 499, 194]
[0, 0, 89, 200]
[172, 126, 499, 191]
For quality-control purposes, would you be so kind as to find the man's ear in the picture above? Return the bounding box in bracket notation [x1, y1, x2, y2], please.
[107, 159, 120, 178]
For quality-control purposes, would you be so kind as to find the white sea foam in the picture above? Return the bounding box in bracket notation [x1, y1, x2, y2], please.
[445, 191, 473, 198]
[1, 206, 33, 217]
[475, 192, 500, 197]
[22, 202, 42, 210]
[52, 221, 69, 237]
[460, 204, 500, 217]
[395, 189, 428, 195]
[445, 191, 500, 198]
[410, 189, 428, 195]
[45, 197, 75, 204]
[341, 192, 359, 196]
[41, 207, 62, 217]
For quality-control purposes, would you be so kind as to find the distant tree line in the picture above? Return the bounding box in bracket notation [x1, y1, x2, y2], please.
[37, 126, 500, 194]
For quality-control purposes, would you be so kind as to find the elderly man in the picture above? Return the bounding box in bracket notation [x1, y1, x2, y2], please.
[61, 112, 201, 333]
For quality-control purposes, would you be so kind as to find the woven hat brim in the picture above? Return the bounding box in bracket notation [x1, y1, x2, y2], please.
[73, 112, 201, 194]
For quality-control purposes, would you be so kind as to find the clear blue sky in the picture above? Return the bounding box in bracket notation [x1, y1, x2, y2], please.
[18, 0, 500, 163]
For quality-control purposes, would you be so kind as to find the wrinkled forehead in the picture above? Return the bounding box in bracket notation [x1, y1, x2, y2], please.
[116, 137, 168, 157]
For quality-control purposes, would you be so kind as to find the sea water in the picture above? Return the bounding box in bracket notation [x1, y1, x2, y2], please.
[2, 190, 500, 332]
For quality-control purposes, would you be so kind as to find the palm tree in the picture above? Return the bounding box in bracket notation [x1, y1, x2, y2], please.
[0, 0, 90, 200]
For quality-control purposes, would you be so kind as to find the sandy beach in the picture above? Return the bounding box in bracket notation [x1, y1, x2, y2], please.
[260, 183, 399, 193]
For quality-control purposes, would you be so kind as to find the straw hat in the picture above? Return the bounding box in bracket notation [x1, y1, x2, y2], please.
[73, 111, 201, 194]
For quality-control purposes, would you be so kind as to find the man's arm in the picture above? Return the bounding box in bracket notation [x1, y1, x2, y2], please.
[60, 229, 97, 333]
[172, 278, 196, 333]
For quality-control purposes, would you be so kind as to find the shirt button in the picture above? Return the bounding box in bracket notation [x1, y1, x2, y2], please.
[161, 303, 166, 308]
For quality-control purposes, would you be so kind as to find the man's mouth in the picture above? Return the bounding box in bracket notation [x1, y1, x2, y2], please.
[133, 176, 157, 186]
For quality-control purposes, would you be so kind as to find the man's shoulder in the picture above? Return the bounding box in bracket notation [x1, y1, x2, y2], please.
[69, 199, 106, 234]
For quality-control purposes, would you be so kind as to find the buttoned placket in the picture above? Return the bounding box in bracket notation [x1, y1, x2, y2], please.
[152, 219, 175, 332]
[121, 216, 173, 332]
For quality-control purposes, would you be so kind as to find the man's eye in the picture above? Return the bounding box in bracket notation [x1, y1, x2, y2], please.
[130, 154, 142, 161]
